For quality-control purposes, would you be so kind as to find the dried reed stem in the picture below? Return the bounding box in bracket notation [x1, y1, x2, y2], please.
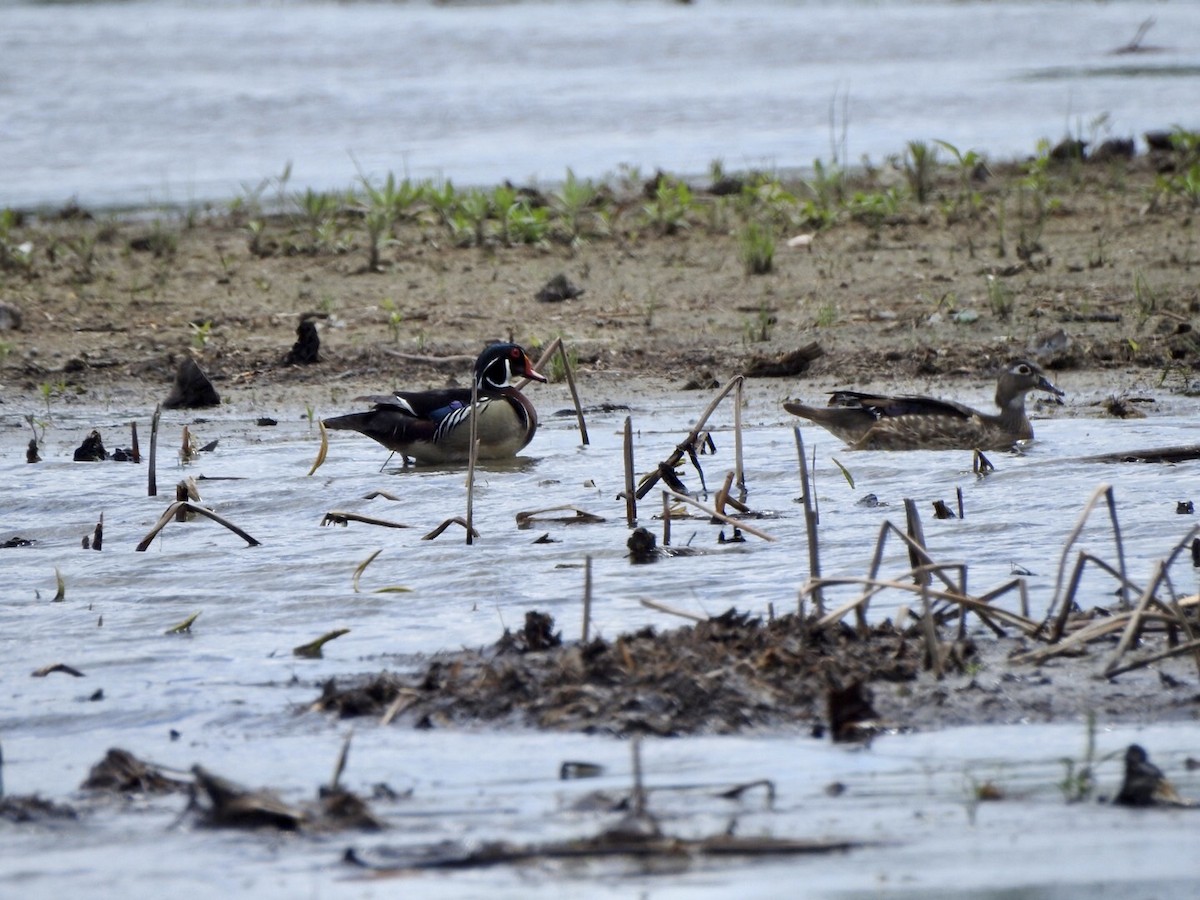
[639, 597, 706, 622]
[135, 501, 260, 551]
[661, 489, 776, 542]
[793, 427, 823, 615]
[527, 336, 589, 445]
[466, 376, 478, 545]
[903, 499, 931, 587]
[623, 416, 636, 526]
[733, 376, 745, 495]
[148, 404, 161, 497]
[661, 491, 672, 546]
[582, 556, 593, 643]
[636, 376, 743, 500]
[1043, 484, 1119, 636]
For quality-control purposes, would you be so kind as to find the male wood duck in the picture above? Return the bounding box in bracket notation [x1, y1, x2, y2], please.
[323, 343, 546, 464]
[783, 359, 1063, 451]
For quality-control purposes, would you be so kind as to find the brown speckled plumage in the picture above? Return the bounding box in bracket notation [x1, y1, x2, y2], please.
[784, 360, 1063, 451]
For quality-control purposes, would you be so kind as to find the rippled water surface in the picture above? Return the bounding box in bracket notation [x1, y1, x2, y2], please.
[3, 380, 1200, 896]
[3, 0, 1200, 208]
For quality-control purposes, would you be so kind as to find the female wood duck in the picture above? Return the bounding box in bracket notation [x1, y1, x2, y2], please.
[783, 359, 1063, 451]
[323, 343, 547, 464]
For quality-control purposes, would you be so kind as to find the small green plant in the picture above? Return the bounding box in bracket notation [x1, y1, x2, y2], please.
[847, 188, 899, 240]
[454, 189, 493, 247]
[380, 297, 403, 343]
[505, 200, 550, 245]
[38, 379, 68, 417]
[643, 180, 694, 235]
[739, 220, 775, 275]
[904, 140, 939, 204]
[815, 301, 838, 328]
[189, 320, 213, 349]
[546, 342, 579, 383]
[0, 208, 34, 275]
[1057, 712, 1097, 803]
[934, 139, 986, 220]
[1132, 268, 1157, 328]
[552, 168, 598, 244]
[984, 275, 1013, 321]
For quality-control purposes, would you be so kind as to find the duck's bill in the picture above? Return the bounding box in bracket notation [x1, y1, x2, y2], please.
[1038, 374, 1065, 398]
[523, 354, 549, 383]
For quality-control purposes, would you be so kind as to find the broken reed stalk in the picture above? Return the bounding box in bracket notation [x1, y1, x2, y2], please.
[639, 597, 706, 622]
[1104, 559, 1167, 676]
[733, 376, 745, 495]
[630, 735, 646, 818]
[808, 572, 1036, 634]
[1042, 484, 1123, 637]
[661, 491, 672, 546]
[793, 427, 823, 615]
[135, 501, 260, 551]
[660, 488, 776, 542]
[321, 512, 411, 529]
[903, 499, 931, 587]
[421, 517, 479, 541]
[130, 421, 140, 464]
[581, 556, 593, 642]
[528, 336, 589, 445]
[465, 376, 479, 546]
[1106, 637, 1200, 679]
[623, 416, 636, 526]
[636, 376, 744, 500]
[921, 579, 944, 679]
[148, 404, 161, 497]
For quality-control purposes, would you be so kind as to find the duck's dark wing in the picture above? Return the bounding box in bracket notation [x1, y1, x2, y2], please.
[355, 387, 474, 420]
[828, 391, 975, 421]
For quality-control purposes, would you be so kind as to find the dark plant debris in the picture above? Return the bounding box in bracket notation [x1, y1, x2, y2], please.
[312, 609, 918, 736]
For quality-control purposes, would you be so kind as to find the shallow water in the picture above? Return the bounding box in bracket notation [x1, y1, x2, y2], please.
[4, 0, 1200, 209]
[2, 380, 1200, 896]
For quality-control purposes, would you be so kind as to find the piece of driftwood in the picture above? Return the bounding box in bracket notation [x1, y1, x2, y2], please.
[742, 341, 824, 378]
[135, 501, 261, 551]
[1082, 444, 1200, 464]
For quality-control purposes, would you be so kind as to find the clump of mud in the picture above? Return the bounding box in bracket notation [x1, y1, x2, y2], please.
[312, 609, 923, 736]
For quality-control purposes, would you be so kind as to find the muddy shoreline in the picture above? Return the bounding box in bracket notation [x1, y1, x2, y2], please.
[2, 149, 1199, 415]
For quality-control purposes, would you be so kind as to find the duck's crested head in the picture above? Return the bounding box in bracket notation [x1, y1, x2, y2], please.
[996, 359, 1064, 409]
[476, 342, 547, 390]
